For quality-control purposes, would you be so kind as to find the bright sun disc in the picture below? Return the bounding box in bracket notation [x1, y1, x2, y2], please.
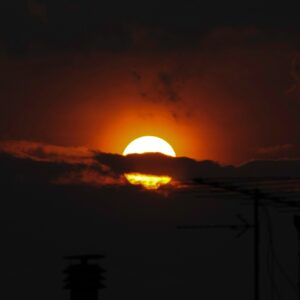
[123, 136, 176, 189]
[123, 136, 176, 157]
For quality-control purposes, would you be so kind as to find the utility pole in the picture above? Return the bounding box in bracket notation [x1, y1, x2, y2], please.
[253, 190, 260, 300]
[294, 215, 300, 300]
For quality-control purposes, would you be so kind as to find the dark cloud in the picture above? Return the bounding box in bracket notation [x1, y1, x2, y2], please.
[157, 71, 181, 102]
[1, 141, 300, 189]
[257, 144, 295, 154]
[255, 144, 299, 160]
[288, 51, 300, 94]
[131, 70, 142, 82]
[0, 140, 116, 186]
[96, 152, 300, 180]
[132, 69, 183, 103]
[0, 140, 93, 164]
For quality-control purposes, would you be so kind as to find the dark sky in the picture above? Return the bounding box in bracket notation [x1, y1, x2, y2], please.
[1, 1, 300, 300]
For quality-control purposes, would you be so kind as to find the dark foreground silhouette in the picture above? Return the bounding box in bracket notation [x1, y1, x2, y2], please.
[63, 255, 106, 300]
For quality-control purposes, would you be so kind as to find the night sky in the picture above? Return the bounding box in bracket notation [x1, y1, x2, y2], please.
[1, 1, 300, 300]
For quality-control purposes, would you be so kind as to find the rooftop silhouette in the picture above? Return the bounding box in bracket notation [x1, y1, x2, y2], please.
[63, 255, 106, 300]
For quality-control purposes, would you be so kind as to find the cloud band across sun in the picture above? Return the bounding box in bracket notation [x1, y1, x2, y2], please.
[1, 141, 300, 191]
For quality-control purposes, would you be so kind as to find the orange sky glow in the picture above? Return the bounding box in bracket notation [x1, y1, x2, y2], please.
[0, 40, 299, 165]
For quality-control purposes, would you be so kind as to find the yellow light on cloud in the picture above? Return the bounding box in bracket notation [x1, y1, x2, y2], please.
[123, 136, 176, 189]
[125, 173, 171, 190]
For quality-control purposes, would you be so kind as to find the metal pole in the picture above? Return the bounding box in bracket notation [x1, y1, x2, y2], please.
[294, 215, 300, 300]
[254, 190, 260, 300]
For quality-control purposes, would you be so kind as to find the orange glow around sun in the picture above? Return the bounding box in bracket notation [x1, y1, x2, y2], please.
[123, 136, 176, 189]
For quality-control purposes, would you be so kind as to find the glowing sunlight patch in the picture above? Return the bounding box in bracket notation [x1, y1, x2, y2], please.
[124, 173, 172, 190]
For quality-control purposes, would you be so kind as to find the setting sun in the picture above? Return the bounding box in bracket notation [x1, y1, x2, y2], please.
[123, 136, 176, 189]
[123, 136, 176, 157]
